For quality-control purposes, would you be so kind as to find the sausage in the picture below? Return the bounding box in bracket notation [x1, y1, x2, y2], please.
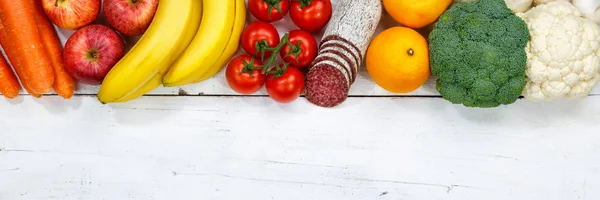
[306, 64, 349, 107]
[305, 0, 382, 107]
[320, 35, 362, 62]
[318, 35, 362, 84]
[319, 39, 361, 71]
[311, 58, 351, 85]
[319, 48, 360, 85]
[317, 49, 357, 84]
[319, 39, 362, 83]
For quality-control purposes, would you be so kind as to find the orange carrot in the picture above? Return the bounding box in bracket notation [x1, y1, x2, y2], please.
[0, 52, 20, 99]
[0, 18, 42, 98]
[33, 0, 75, 99]
[0, 0, 55, 95]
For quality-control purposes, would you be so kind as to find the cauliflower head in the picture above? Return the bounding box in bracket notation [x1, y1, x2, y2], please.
[572, 0, 600, 24]
[519, 1, 600, 100]
[453, 0, 533, 13]
[533, 0, 564, 5]
[430, 0, 531, 108]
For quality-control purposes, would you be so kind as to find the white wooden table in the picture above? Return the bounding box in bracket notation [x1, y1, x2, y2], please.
[2, 3, 600, 200]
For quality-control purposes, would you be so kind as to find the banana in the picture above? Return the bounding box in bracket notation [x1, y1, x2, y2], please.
[111, 74, 162, 103]
[97, 0, 202, 104]
[194, 0, 247, 82]
[162, 0, 237, 87]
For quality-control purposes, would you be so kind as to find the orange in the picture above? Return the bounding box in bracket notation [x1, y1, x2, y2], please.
[383, 0, 453, 29]
[366, 27, 430, 94]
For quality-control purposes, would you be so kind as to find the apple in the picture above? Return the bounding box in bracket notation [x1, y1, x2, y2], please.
[103, 0, 159, 36]
[63, 24, 125, 85]
[41, 0, 101, 30]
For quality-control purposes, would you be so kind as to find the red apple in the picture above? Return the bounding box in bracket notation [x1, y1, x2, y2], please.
[41, 0, 101, 30]
[103, 0, 159, 36]
[63, 24, 125, 85]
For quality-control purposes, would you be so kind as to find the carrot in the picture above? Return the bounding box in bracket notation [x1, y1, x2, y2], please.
[0, 0, 55, 95]
[0, 52, 20, 99]
[0, 18, 42, 98]
[33, 0, 75, 99]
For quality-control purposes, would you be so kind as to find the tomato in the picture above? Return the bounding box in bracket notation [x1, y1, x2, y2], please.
[289, 0, 332, 32]
[266, 66, 305, 103]
[226, 55, 266, 95]
[248, 0, 290, 23]
[241, 21, 281, 60]
[279, 29, 318, 68]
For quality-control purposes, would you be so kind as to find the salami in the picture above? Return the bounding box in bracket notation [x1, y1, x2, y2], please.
[306, 64, 349, 107]
[320, 35, 362, 60]
[319, 36, 361, 83]
[319, 39, 362, 83]
[317, 49, 357, 84]
[311, 58, 352, 85]
[319, 39, 361, 70]
[305, 0, 382, 107]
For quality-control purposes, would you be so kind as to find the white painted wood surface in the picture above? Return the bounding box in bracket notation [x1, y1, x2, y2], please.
[1, 96, 600, 200]
[2, 1, 600, 200]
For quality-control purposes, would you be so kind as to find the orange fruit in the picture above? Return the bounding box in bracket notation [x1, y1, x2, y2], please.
[383, 0, 453, 29]
[366, 27, 430, 94]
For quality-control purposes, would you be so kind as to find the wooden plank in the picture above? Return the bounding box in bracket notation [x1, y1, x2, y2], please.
[1, 96, 599, 199]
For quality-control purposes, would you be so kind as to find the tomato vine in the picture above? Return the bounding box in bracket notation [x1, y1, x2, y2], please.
[242, 33, 302, 77]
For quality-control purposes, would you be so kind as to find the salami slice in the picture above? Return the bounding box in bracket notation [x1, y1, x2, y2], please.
[305, 0, 382, 107]
[311, 58, 351, 86]
[319, 39, 361, 69]
[320, 35, 362, 61]
[317, 49, 357, 84]
[319, 40, 361, 83]
[305, 64, 349, 108]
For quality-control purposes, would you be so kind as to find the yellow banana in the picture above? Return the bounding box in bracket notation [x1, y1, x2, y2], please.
[97, 0, 202, 104]
[194, 0, 247, 82]
[162, 0, 237, 87]
[111, 74, 162, 103]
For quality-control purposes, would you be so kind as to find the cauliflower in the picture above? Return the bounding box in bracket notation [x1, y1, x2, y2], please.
[519, 1, 600, 100]
[453, 0, 533, 13]
[572, 0, 600, 24]
[507, 0, 534, 12]
[533, 0, 565, 5]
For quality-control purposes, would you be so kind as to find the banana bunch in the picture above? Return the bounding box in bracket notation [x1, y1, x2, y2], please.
[98, 0, 246, 103]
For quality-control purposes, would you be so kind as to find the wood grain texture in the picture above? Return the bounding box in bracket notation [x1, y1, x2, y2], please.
[1, 96, 599, 200]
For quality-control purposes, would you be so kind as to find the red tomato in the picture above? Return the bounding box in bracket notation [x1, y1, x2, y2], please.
[266, 66, 305, 103]
[279, 29, 318, 68]
[248, 0, 290, 23]
[240, 21, 281, 59]
[226, 55, 266, 95]
[289, 0, 332, 32]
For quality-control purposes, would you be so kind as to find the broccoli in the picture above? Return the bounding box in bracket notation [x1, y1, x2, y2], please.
[429, 0, 530, 108]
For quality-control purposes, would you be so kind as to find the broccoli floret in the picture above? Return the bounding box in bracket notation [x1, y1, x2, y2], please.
[429, 0, 530, 108]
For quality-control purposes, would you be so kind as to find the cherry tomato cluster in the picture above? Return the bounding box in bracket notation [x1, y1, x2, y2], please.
[248, 0, 333, 32]
[226, 0, 332, 104]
